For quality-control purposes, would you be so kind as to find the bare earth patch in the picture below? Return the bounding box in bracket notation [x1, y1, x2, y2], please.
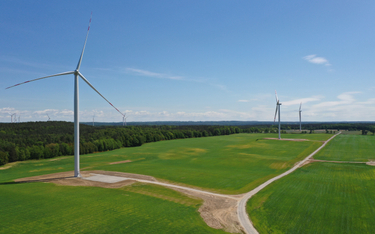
[170, 188, 243, 234]
[264, 138, 308, 141]
[15, 170, 243, 233]
[0, 161, 19, 170]
[109, 160, 132, 165]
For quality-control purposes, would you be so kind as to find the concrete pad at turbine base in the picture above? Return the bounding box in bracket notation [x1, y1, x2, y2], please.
[84, 174, 129, 183]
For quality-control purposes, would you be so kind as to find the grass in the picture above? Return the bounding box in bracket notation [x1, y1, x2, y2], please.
[0, 181, 228, 234]
[1, 133, 330, 194]
[247, 162, 375, 234]
[0, 133, 331, 233]
[314, 134, 375, 162]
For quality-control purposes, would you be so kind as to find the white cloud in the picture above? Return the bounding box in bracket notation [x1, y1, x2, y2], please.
[125, 67, 227, 91]
[282, 96, 323, 106]
[303, 54, 331, 66]
[238, 100, 249, 102]
[126, 68, 184, 80]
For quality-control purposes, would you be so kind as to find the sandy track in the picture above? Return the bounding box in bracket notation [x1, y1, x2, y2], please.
[237, 132, 341, 234]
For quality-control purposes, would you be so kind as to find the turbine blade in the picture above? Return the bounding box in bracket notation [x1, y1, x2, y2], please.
[274, 105, 278, 122]
[76, 12, 92, 71]
[275, 90, 279, 104]
[6, 71, 74, 89]
[78, 72, 124, 116]
[299, 102, 302, 111]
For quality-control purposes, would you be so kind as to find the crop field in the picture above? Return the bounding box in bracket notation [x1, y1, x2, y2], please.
[0, 181, 228, 234]
[247, 162, 375, 234]
[314, 134, 375, 162]
[0, 133, 331, 233]
[1, 133, 331, 194]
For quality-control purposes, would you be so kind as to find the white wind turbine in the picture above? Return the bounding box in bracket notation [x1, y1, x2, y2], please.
[6, 14, 124, 177]
[299, 102, 302, 131]
[10, 113, 16, 123]
[274, 90, 282, 139]
[122, 113, 128, 126]
[47, 114, 51, 121]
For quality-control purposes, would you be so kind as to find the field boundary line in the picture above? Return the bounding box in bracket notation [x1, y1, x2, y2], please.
[237, 132, 341, 234]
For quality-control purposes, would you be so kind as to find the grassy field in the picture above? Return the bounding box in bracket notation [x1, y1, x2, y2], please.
[0, 181, 228, 234]
[314, 134, 375, 162]
[1, 133, 331, 194]
[0, 133, 331, 233]
[247, 162, 375, 234]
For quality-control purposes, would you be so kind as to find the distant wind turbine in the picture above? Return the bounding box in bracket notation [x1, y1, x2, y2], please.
[122, 113, 129, 126]
[274, 90, 282, 139]
[47, 114, 51, 121]
[6, 13, 124, 177]
[299, 102, 302, 131]
[93, 114, 95, 126]
[10, 113, 16, 123]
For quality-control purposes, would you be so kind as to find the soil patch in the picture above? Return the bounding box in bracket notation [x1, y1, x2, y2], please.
[264, 138, 308, 141]
[109, 160, 132, 165]
[171, 188, 243, 234]
[14, 170, 157, 189]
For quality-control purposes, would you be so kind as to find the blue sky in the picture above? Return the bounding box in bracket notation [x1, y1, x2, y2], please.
[1, 0, 375, 122]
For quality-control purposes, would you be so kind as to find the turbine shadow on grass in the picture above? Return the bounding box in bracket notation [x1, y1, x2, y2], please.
[0, 176, 75, 185]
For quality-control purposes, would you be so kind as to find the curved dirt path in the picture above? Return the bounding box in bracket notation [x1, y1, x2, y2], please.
[237, 132, 341, 234]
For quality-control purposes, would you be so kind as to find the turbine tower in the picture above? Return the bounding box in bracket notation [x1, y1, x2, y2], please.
[122, 113, 128, 126]
[299, 102, 302, 131]
[93, 114, 95, 126]
[274, 90, 282, 139]
[6, 14, 124, 177]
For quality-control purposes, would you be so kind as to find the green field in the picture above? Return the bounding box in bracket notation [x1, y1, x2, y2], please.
[1, 133, 331, 194]
[314, 134, 375, 162]
[0, 133, 331, 233]
[0, 181, 228, 234]
[247, 162, 375, 234]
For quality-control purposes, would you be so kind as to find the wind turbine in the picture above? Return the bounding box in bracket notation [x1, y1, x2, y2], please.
[47, 114, 51, 121]
[299, 102, 302, 131]
[122, 113, 129, 126]
[6, 14, 124, 177]
[274, 90, 282, 139]
[93, 114, 95, 126]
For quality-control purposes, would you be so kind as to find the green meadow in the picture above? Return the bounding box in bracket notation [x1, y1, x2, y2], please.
[0, 133, 331, 233]
[0, 181, 228, 234]
[1, 133, 331, 194]
[247, 162, 375, 234]
[314, 134, 375, 162]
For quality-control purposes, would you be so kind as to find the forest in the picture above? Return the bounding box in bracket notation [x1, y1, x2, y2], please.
[0, 121, 374, 166]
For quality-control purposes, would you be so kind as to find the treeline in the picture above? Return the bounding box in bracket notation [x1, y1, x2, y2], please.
[0, 121, 264, 166]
